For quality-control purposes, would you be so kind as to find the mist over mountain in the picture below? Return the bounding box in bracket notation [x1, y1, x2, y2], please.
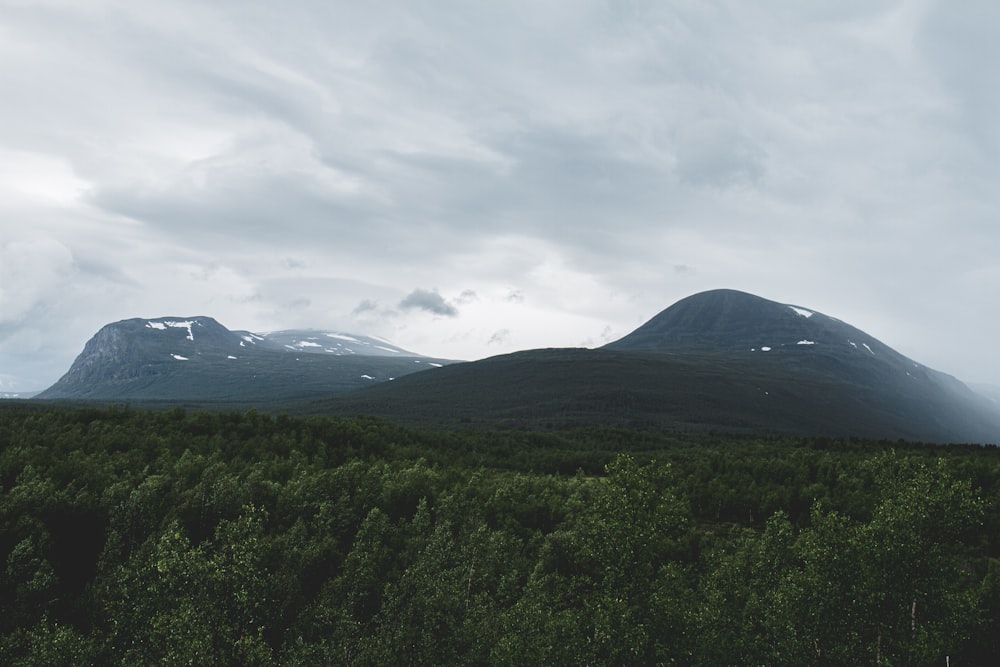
[971, 383, 1000, 407]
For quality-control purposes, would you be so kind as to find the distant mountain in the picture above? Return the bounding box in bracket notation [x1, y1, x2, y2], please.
[37, 317, 455, 404]
[322, 289, 1000, 444]
[0, 391, 40, 400]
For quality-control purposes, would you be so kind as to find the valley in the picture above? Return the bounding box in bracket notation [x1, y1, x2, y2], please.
[4, 289, 999, 663]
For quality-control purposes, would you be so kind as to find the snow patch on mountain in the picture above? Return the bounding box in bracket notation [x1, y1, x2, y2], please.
[788, 306, 814, 318]
[148, 320, 196, 340]
[326, 333, 360, 343]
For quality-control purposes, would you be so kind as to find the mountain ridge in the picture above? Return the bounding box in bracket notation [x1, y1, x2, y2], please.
[323, 289, 1000, 443]
[37, 316, 455, 403]
[34, 291, 1000, 443]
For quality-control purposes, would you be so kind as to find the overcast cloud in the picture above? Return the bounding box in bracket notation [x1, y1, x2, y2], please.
[399, 288, 459, 317]
[1, 0, 998, 392]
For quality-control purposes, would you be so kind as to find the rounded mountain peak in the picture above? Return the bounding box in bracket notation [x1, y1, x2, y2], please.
[604, 289, 866, 354]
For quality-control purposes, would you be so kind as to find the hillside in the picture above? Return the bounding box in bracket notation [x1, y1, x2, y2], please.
[34, 292, 1000, 443]
[322, 290, 1000, 443]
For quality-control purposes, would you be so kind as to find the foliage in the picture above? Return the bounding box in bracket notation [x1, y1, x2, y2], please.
[0, 405, 998, 664]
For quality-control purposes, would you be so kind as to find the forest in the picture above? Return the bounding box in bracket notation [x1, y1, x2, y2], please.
[1, 404, 999, 665]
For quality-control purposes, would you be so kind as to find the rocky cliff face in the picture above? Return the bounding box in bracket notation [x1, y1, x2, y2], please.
[54, 321, 152, 384]
[45, 317, 238, 388]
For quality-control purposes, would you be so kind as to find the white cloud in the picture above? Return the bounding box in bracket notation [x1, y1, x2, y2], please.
[0, 0, 998, 389]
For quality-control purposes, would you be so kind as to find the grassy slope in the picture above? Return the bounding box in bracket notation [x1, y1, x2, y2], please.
[316, 347, 1000, 443]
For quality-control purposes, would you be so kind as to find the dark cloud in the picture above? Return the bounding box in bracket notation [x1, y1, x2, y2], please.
[399, 289, 459, 317]
[488, 329, 511, 346]
[352, 299, 379, 315]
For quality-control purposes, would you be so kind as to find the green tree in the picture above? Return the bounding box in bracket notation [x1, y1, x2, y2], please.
[857, 456, 984, 665]
[572, 455, 692, 663]
[101, 506, 274, 665]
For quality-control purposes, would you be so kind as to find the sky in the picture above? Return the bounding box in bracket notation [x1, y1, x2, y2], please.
[1, 0, 998, 392]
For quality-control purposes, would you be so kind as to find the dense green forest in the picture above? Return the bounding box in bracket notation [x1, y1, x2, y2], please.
[1, 405, 998, 665]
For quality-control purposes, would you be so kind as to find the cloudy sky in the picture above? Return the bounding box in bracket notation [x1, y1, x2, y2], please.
[1, 0, 998, 392]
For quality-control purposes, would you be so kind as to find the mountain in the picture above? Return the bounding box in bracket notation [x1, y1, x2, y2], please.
[35, 293, 1000, 443]
[37, 317, 455, 404]
[605, 288, 880, 354]
[0, 391, 40, 400]
[322, 289, 1000, 443]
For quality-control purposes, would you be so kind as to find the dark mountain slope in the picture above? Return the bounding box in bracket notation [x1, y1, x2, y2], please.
[604, 288, 882, 354]
[323, 290, 1000, 443]
[603, 289, 1000, 438]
